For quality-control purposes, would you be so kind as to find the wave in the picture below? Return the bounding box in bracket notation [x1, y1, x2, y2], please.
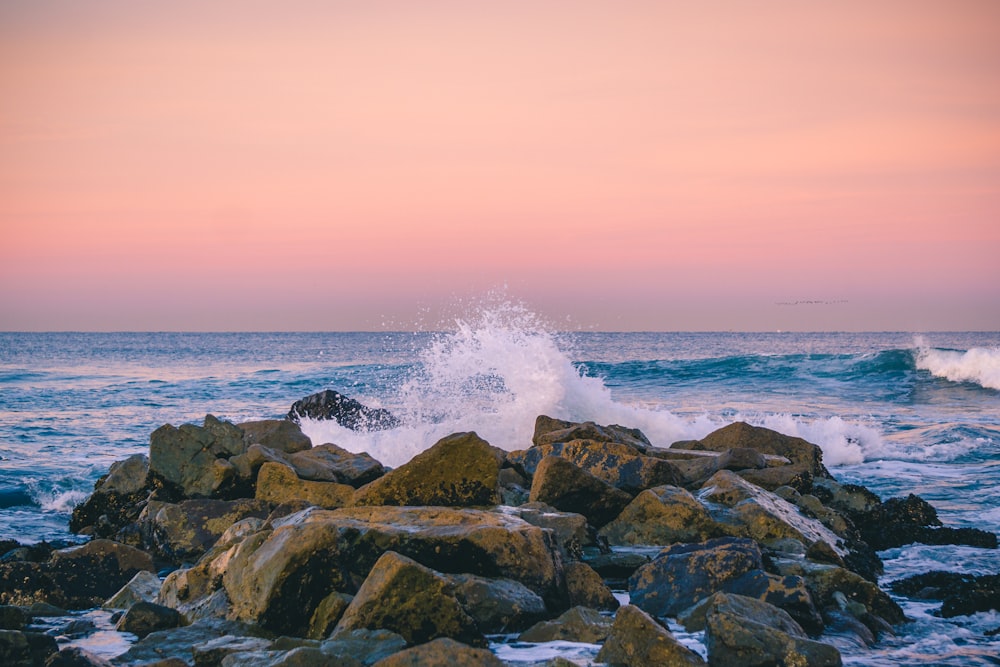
[915, 342, 1000, 391]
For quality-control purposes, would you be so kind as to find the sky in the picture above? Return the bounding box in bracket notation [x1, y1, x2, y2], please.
[1, 1, 998, 332]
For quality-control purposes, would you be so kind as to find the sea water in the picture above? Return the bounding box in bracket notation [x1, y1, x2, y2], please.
[1, 303, 998, 664]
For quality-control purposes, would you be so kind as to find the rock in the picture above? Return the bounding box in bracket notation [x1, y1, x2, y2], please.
[598, 485, 730, 546]
[527, 456, 633, 528]
[368, 638, 503, 667]
[255, 463, 355, 509]
[70, 455, 151, 537]
[0, 540, 155, 609]
[104, 570, 162, 610]
[44, 647, 114, 666]
[776, 561, 905, 629]
[704, 595, 842, 667]
[287, 390, 399, 431]
[563, 562, 619, 611]
[115, 601, 182, 639]
[698, 470, 846, 555]
[889, 571, 1000, 618]
[722, 570, 824, 636]
[680, 422, 831, 478]
[510, 439, 681, 495]
[320, 629, 407, 665]
[445, 574, 547, 633]
[353, 432, 501, 507]
[239, 419, 312, 454]
[628, 537, 763, 617]
[287, 444, 385, 487]
[307, 591, 353, 640]
[220, 506, 566, 635]
[148, 415, 249, 499]
[596, 604, 706, 667]
[532, 416, 651, 452]
[0, 605, 26, 630]
[582, 549, 655, 585]
[138, 498, 271, 562]
[333, 551, 482, 647]
[1, 629, 57, 667]
[504, 504, 590, 559]
[853, 494, 996, 550]
[111, 618, 268, 666]
[517, 606, 613, 643]
[736, 463, 814, 494]
[192, 635, 274, 667]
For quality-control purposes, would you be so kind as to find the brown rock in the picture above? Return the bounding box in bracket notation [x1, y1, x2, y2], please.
[680, 422, 830, 478]
[517, 606, 612, 643]
[564, 561, 619, 611]
[599, 485, 731, 546]
[369, 638, 503, 667]
[528, 456, 633, 528]
[255, 462, 355, 509]
[596, 604, 706, 667]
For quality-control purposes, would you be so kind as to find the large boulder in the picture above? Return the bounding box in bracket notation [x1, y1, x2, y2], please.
[532, 416, 651, 452]
[628, 537, 763, 617]
[137, 498, 271, 562]
[287, 390, 399, 431]
[104, 570, 162, 610]
[504, 504, 590, 559]
[69, 454, 151, 537]
[232, 443, 385, 489]
[678, 422, 830, 478]
[218, 506, 566, 635]
[563, 561, 619, 611]
[528, 456, 633, 528]
[368, 638, 503, 667]
[702, 593, 842, 667]
[148, 415, 249, 499]
[238, 419, 312, 453]
[599, 485, 731, 546]
[445, 574, 547, 633]
[353, 432, 502, 507]
[0, 629, 57, 667]
[333, 551, 483, 647]
[255, 463, 355, 509]
[510, 439, 681, 494]
[596, 604, 706, 667]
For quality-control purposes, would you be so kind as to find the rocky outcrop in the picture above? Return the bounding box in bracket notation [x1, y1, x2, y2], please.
[148, 415, 250, 500]
[599, 485, 730, 546]
[69, 454, 152, 538]
[889, 571, 1000, 618]
[532, 415, 651, 452]
[287, 390, 400, 431]
[137, 497, 271, 562]
[596, 604, 706, 667]
[254, 462, 355, 509]
[353, 432, 502, 507]
[527, 455, 633, 527]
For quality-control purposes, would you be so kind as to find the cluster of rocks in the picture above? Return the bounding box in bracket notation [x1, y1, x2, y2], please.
[1, 390, 997, 666]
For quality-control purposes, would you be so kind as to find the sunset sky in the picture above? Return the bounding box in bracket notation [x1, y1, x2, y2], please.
[2, 0, 998, 331]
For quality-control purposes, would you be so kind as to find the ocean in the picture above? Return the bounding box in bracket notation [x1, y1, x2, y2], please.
[1, 303, 998, 665]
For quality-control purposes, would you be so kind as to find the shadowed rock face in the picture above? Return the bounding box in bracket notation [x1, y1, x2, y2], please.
[287, 390, 400, 431]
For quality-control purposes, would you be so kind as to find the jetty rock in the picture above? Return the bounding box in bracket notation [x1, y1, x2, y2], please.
[287, 389, 400, 431]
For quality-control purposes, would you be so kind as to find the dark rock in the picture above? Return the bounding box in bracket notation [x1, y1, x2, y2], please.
[628, 537, 763, 617]
[598, 485, 730, 546]
[505, 504, 590, 559]
[735, 463, 814, 494]
[287, 390, 399, 431]
[332, 551, 483, 647]
[138, 498, 272, 563]
[445, 573, 547, 633]
[510, 439, 681, 495]
[889, 571, 1000, 618]
[306, 591, 352, 640]
[596, 604, 706, 667]
[527, 456, 633, 528]
[111, 618, 269, 666]
[723, 570, 824, 636]
[115, 601, 182, 639]
[192, 635, 273, 667]
[368, 637, 503, 667]
[44, 647, 114, 666]
[70, 455, 151, 537]
[532, 415, 651, 452]
[517, 606, 613, 644]
[353, 432, 502, 507]
[287, 444, 384, 487]
[1, 629, 58, 667]
[0, 605, 26, 630]
[563, 561, 619, 611]
[797, 564, 906, 628]
[320, 629, 407, 665]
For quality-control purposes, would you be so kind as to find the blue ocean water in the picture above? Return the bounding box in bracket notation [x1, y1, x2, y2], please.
[1, 306, 998, 664]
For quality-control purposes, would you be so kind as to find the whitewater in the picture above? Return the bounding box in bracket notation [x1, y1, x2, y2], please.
[1, 305, 998, 665]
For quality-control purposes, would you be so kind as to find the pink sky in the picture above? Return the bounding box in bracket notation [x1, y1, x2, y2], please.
[2, 0, 998, 331]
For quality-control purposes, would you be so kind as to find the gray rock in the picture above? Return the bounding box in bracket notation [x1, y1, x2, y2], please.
[596, 604, 705, 667]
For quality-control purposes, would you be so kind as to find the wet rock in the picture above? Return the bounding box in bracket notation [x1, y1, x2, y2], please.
[287, 390, 399, 431]
[115, 601, 183, 639]
[286, 444, 385, 487]
[679, 422, 831, 478]
[776, 560, 905, 630]
[504, 504, 590, 559]
[238, 419, 312, 454]
[532, 416, 651, 452]
[306, 591, 352, 640]
[44, 647, 114, 666]
[148, 415, 249, 500]
[889, 571, 1000, 618]
[735, 463, 814, 494]
[368, 637, 503, 667]
[564, 561, 619, 611]
[111, 618, 268, 666]
[138, 498, 271, 563]
[517, 606, 613, 644]
[445, 573, 547, 633]
[598, 485, 730, 546]
[320, 629, 407, 665]
[104, 570, 162, 610]
[722, 570, 824, 636]
[510, 439, 681, 495]
[528, 456, 633, 528]
[220, 506, 565, 635]
[333, 551, 483, 647]
[0, 629, 57, 667]
[628, 537, 763, 617]
[255, 463, 355, 509]
[70, 455, 151, 538]
[353, 432, 502, 508]
[698, 593, 842, 667]
[596, 604, 706, 667]
[192, 635, 273, 667]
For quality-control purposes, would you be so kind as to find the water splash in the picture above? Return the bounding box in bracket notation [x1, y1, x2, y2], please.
[914, 339, 1000, 391]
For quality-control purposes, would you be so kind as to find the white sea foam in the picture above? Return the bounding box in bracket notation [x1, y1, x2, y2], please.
[915, 341, 1000, 390]
[24, 479, 92, 513]
[302, 300, 890, 469]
